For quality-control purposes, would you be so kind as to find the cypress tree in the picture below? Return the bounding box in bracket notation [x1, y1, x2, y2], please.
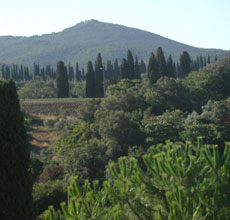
[207, 55, 211, 64]
[134, 56, 141, 79]
[147, 52, 159, 83]
[200, 54, 204, 68]
[85, 61, 95, 97]
[180, 51, 191, 77]
[75, 62, 81, 82]
[45, 65, 51, 79]
[0, 79, 33, 220]
[127, 50, 135, 79]
[19, 64, 24, 81]
[156, 47, 168, 77]
[95, 53, 104, 97]
[140, 60, 147, 73]
[120, 58, 128, 79]
[56, 60, 69, 98]
[113, 59, 120, 80]
[1, 65, 5, 79]
[167, 55, 175, 78]
[105, 60, 113, 80]
[196, 56, 200, 71]
[68, 63, 74, 81]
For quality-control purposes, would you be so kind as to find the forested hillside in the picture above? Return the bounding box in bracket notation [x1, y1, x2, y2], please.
[0, 20, 227, 67]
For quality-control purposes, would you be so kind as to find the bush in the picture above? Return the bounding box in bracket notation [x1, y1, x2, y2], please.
[33, 180, 67, 218]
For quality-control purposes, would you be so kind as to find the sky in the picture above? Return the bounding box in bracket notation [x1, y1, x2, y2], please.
[0, 0, 229, 50]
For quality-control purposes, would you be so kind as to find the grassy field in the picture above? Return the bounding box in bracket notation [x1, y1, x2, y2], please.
[20, 98, 89, 116]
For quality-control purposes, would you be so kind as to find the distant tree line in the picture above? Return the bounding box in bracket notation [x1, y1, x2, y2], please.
[0, 50, 219, 99]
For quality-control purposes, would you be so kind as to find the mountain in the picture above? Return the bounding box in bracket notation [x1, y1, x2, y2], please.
[0, 19, 227, 67]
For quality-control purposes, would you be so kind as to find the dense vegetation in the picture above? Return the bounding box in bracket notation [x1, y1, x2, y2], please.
[1, 48, 230, 219]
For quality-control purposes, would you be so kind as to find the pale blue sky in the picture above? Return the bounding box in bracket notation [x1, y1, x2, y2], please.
[0, 0, 229, 49]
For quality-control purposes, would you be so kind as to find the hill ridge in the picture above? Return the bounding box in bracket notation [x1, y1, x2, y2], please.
[0, 20, 227, 67]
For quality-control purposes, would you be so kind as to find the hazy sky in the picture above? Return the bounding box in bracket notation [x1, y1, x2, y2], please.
[0, 0, 229, 50]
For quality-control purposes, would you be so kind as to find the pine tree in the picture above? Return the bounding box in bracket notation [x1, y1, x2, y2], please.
[180, 51, 191, 77]
[167, 55, 175, 78]
[147, 52, 159, 83]
[120, 58, 128, 79]
[85, 61, 95, 97]
[156, 47, 168, 77]
[126, 50, 135, 79]
[134, 56, 141, 79]
[95, 53, 104, 97]
[56, 61, 69, 98]
[0, 79, 33, 220]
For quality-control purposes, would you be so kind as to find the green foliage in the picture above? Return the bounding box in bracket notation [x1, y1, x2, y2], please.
[98, 110, 145, 159]
[106, 78, 142, 96]
[145, 77, 191, 114]
[43, 139, 230, 219]
[0, 79, 33, 220]
[144, 110, 185, 146]
[18, 80, 57, 99]
[70, 81, 86, 98]
[33, 180, 67, 218]
[56, 61, 69, 98]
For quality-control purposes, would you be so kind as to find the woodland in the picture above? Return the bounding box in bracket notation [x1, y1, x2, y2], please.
[0, 48, 230, 220]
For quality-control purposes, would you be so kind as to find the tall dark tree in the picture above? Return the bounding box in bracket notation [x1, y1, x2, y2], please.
[33, 63, 40, 79]
[207, 55, 211, 64]
[45, 65, 51, 79]
[82, 68, 85, 81]
[120, 58, 128, 79]
[140, 59, 147, 73]
[180, 51, 191, 77]
[56, 61, 69, 98]
[147, 52, 159, 83]
[156, 47, 168, 76]
[134, 56, 141, 79]
[196, 56, 200, 71]
[75, 62, 81, 82]
[105, 60, 113, 80]
[18, 64, 24, 81]
[127, 50, 135, 79]
[113, 59, 120, 79]
[167, 55, 175, 78]
[200, 54, 204, 69]
[95, 53, 104, 97]
[85, 61, 95, 98]
[68, 63, 74, 81]
[0, 79, 33, 220]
